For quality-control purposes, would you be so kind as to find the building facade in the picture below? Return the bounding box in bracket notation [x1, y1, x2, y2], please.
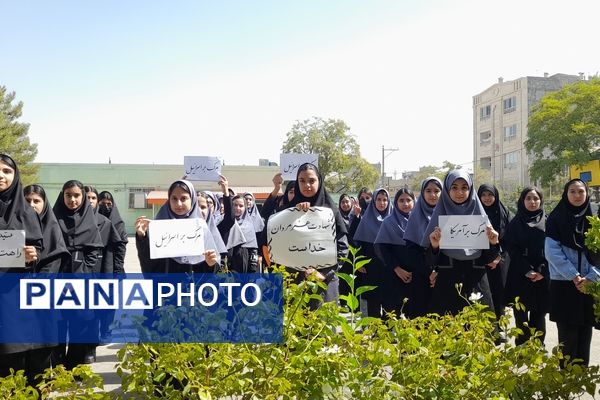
[36, 163, 279, 235]
[473, 73, 582, 192]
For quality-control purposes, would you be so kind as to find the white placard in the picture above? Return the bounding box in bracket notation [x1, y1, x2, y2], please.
[439, 215, 490, 250]
[149, 218, 206, 259]
[267, 207, 336, 270]
[183, 156, 222, 182]
[0, 230, 26, 268]
[279, 154, 319, 181]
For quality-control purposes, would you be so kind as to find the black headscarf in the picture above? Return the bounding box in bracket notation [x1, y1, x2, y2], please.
[98, 190, 128, 242]
[546, 179, 592, 251]
[477, 183, 510, 239]
[504, 186, 545, 252]
[0, 154, 43, 245]
[53, 181, 103, 250]
[289, 163, 348, 236]
[357, 187, 372, 214]
[23, 184, 70, 266]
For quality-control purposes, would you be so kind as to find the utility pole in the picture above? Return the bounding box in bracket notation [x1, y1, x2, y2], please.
[381, 145, 399, 188]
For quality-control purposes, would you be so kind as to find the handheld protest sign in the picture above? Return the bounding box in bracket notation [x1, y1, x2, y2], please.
[149, 218, 206, 259]
[279, 154, 319, 181]
[267, 207, 336, 270]
[0, 230, 26, 268]
[183, 156, 222, 182]
[438, 215, 490, 250]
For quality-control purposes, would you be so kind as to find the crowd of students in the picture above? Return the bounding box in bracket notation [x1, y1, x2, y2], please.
[1, 152, 599, 385]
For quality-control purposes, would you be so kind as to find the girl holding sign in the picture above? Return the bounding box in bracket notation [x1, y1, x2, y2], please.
[135, 179, 220, 273]
[403, 177, 442, 318]
[353, 188, 392, 318]
[374, 188, 415, 318]
[504, 187, 549, 345]
[289, 163, 349, 304]
[0, 155, 46, 384]
[545, 179, 600, 366]
[421, 170, 499, 316]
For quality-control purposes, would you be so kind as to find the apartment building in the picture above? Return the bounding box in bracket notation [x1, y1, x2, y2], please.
[473, 73, 582, 192]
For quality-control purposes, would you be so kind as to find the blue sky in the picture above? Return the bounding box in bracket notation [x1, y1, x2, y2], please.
[2, 0, 599, 177]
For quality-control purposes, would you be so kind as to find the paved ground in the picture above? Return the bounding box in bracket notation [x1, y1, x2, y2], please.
[91, 241, 600, 396]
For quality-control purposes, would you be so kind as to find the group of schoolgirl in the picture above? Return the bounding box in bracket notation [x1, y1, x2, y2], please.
[336, 169, 600, 367]
[0, 154, 128, 382]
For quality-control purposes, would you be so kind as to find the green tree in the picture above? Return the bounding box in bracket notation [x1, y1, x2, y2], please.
[525, 78, 600, 185]
[0, 86, 38, 184]
[406, 161, 462, 192]
[281, 117, 379, 192]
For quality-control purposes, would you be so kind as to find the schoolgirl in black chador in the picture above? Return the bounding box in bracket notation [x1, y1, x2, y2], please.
[53, 179, 104, 368]
[374, 188, 415, 317]
[421, 170, 500, 316]
[504, 187, 549, 345]
[24, 184, 70, 273]
[353, 188, 392, 317]
[477, 184, 511, 325]
[0, 155, 45, 384]
[402, 177, 442, 317]
[97, 190, 128, 274]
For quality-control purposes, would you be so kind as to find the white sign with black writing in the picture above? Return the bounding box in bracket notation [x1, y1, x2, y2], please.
[279, 154, 319, 181]
[149, 218, 206, 259]
[438, 215, 490, 250]
[183, 156, 222, 182]
[0, 230, 26, 268]
[267, 207, 336, 270]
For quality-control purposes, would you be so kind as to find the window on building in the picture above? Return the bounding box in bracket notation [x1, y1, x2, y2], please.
[480, 157, 492, 170]
[479, 105, 491, 120]
[503, 96, 516, 113]
[128, 187, 153, 209]
[480, 130, 492, 146]
[503, 124, 517, 141]
[503, 151, 518, 169]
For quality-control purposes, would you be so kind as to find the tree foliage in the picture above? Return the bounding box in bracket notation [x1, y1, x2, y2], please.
[0, 86, 38, 184]
[407, 162, 462, 192]
[526, 78, 600, 185]
[281, 117, 379, 193]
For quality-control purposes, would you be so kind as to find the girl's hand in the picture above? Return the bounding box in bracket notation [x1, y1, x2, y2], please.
[135, 216, 151, 238]
[295, 202, 311, 212]
[394, 266, 412, 283]
[272, 173, 283, 191]
[429, 270, 438, 288]
[352, 202, 361, 216]
[429, 227, 442, 249]
[305, 267, 325, 281]
[218, 175, 229, 195]
[487, 255, 501, 269]
[24, 245, 38, 263]
[204, 249, 218, 267]
[486, 226, 499, 245]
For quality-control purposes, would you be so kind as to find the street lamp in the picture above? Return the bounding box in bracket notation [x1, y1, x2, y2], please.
[381, 145, 399, 187]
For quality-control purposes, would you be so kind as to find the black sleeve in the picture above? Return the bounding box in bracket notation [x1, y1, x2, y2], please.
[260, 194, 280, 219]
[347, 215, 361, 242]
[84, 246, 100, 272]
[217, 195, 235, 240]
[374, 243, 396, 272]
[136, 234, 161, 274]
[336, 233, 349, 270]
